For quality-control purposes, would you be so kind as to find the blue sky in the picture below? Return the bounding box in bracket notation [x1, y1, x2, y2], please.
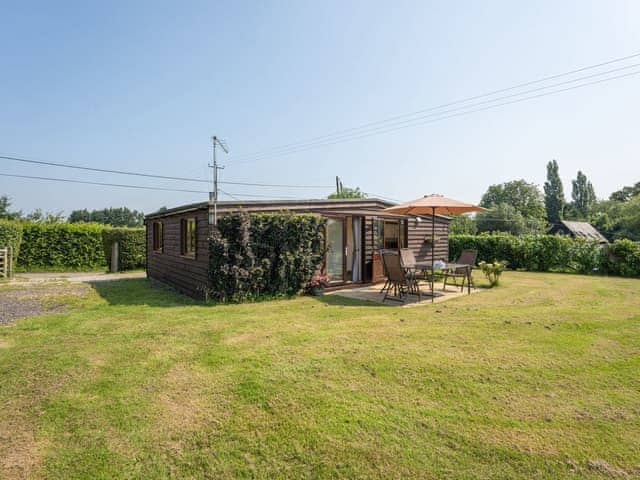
[1, 0, 639, 215]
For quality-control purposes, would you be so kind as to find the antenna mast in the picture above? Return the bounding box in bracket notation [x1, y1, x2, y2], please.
[209, 136, 229, 225]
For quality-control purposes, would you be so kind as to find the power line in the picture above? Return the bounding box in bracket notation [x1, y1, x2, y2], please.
[0, 154, 333, 189]
[227, 52, 640, 162]
[220, 179, 332, 188]
[0, 172, 209, 194]
[228, 51, 640, 161]
[0, 172, 301, 199]
[227, 67, 640, 165]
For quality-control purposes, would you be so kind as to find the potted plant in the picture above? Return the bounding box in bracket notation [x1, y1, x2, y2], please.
[307, 272, 330, 296]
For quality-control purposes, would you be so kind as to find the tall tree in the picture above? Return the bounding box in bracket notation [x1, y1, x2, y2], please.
[68, 209, 91, 223]
[543, 159, 565, 223]
[570, 171, 597, 220]
[25, 209, 65, 223]
[480, 179, 546, 219]
[0, 195, 22, 220]
[476, 203, 546, 235]
[609, 181, 640, 202]
[68, 207, 145, 227]
[328, 186, 367, 199]
[449, 214, 477, 235]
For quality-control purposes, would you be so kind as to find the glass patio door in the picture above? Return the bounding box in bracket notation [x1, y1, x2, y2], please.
[326, 218, 345, 282]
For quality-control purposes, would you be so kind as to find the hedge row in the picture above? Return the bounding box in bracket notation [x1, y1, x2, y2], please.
[19, 223, 107, 270]
[0, 221, 145, 271]
[0, 220, 23, 260]
[606, 239, 640, 277]
[208, 212, 325, 302]
[450, 233, 640, 277]
[102, 227, 146, 271]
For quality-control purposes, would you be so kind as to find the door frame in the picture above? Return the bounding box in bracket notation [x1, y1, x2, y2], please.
[323, 214, 365, 284]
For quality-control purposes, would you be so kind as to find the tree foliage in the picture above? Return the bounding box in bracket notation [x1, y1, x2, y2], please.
[570, 171, 597, 220]
[480, 180, 546, 220]
[24, 209, 65, 223]
[609, 181, 640, 202]
[0, 195, 22, 220]
[592, 196, 640, 241]
[476, 203, 546, 236]
[68, 207, 144, 227]
[543, 159, 565, 223]
[449, 214, 477, 235]
[328, 186, 367, 199]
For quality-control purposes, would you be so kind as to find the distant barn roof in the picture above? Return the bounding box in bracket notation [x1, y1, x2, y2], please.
[559, 220, 608, 242]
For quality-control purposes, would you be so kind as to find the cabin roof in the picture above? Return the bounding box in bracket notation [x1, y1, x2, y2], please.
[559, 220, 608, 242]
[145, 198, 451, 221]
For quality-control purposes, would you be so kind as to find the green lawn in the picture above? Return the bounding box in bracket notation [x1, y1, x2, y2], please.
[1, 272, 639, 479]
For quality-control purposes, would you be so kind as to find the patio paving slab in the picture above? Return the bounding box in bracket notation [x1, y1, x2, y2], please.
[326, 282, 483, 306]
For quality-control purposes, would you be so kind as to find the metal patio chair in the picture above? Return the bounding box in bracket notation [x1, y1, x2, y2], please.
[381, 250, 422, 303]
[443, 249, 477, 292]
[400, 248, 433, 287]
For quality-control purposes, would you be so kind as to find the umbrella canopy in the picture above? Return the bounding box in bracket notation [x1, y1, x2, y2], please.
[382, 194, 485, 302]
[383, 194, 486, 216]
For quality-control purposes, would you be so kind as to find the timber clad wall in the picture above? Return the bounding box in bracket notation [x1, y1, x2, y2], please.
[146, 209, 210, 298]
[362, 215, 449, 282]
[407, 216, 449, 263]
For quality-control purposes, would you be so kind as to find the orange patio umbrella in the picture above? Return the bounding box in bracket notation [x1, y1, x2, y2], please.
[383, 194, 486, 301]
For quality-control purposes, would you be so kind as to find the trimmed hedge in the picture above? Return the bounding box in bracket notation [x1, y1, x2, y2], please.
[15, 223, 145, 271]
[450, 233, 640, 277]
[18, 223, 106, 271]
[606, 239, 640, 277]
[0, 220, 23, 260]
[208, 212, 326, 302]
[102, 228, 146, 271]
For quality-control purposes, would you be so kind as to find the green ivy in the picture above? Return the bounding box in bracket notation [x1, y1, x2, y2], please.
[208, 212, 326, 302]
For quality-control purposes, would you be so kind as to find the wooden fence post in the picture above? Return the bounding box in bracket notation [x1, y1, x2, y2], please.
[110, 241, 119, 273]
[7, 246, 12, 279]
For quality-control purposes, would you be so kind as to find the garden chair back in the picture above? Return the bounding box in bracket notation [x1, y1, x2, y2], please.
[381, 249, 421, 302]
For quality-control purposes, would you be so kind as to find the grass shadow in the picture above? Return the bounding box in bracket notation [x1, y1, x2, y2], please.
[313, 293, 391, 308]
[89, 278, 199, 307]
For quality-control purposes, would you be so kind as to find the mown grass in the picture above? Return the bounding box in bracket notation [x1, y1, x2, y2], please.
[1, 272, 639, 479]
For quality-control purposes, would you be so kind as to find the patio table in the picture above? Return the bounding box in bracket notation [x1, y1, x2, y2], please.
[412, 262, 473, 295]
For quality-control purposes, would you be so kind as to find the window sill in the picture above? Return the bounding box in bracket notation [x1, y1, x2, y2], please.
[180, 254, 196, 260]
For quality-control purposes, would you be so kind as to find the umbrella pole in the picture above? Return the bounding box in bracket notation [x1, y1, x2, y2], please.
[431, 206, 435, 303]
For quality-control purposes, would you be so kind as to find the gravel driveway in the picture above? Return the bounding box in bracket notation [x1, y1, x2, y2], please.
[0, 271, 145, 325]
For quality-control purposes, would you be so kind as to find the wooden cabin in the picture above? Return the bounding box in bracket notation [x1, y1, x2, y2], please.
[549, 220, 608, 244]
[144, 198, 451, 298]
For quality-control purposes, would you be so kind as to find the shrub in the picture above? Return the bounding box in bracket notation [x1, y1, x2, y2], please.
[208, 213, 263, 302]
[0, 220, 23, 260]
[478, 260, 507, 286]
[208, 212, 326, 302]
[449, 233, 603, 274]
[606, 239, 640, 277]
[102, 227, 146, 271]
[18, 222, 106, 270]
